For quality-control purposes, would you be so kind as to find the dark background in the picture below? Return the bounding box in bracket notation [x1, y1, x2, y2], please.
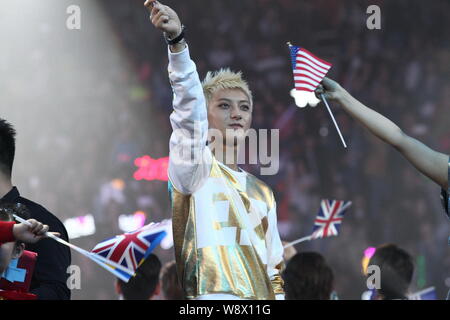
[0, 0, 448, 299]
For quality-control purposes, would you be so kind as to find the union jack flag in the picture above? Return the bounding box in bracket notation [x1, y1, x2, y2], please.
[91, 221, 169, 282]
[289, 44, 332, 92]
[311, 199, 352, 239]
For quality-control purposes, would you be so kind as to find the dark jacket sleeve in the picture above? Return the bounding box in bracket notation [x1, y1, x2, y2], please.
[26, 207, 71, 300]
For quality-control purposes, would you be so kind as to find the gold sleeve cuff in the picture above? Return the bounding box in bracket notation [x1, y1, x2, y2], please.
[271, 274, 285, 295]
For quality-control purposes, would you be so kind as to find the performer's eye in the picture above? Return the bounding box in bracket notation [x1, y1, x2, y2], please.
[218, 103, 229, 109]
[241, 105, 250, 111]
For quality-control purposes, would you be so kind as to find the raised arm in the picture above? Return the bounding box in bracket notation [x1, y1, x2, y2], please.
[316, 77, 449, 190]
[145, 1, 212, 194]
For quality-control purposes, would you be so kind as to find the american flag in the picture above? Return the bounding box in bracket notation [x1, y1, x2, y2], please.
[289, 44, 332, 92]
[91, 221, 168, 282]
[312, 199, 351, 239]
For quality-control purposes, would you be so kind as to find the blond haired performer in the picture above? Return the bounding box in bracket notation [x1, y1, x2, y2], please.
[144, 1, 284, 300]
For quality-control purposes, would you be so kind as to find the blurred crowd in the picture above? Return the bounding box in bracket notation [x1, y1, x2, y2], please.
[4, 0, 450, 299]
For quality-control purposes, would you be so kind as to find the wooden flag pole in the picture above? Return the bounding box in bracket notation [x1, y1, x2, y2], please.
[321, 93, 348, 148]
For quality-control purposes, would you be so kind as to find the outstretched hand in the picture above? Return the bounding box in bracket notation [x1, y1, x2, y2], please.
[315, 77, 346, 102]
[144, 1, 182, 39]
[13, 219, 60, 244]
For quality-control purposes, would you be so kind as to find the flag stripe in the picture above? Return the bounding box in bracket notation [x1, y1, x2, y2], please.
[294, 70, 324, 82]
[294, 76, 320, 86]
[296, 57, 330, 74]
[295, 58, 330, 76]
[294, 65, 327, 78]
[92, 242, 116, 254]
[294, 83, 316, 92]
[294, 80, 319, 89]
[324, 201, 340, 237]
[298, 48, 332, 68]
[315, 218, 343, 223]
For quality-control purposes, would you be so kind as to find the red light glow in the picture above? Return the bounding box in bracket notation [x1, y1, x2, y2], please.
[134, 155, 169, 181]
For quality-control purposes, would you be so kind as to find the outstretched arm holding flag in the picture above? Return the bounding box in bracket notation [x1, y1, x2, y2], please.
[315, 78, 449, 207]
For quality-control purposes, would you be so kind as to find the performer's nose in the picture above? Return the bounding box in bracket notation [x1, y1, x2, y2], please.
[230, 106, 242, 119]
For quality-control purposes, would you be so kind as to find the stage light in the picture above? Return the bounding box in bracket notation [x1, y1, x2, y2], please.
[64, 214, 96, 239]
[118, 211, 147, 233]
[111, 179, 125, 191]
[134, 155, 169, 181]
[361, 246, 376, 275]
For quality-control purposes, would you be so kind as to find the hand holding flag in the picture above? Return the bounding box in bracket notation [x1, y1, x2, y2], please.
[12, 214, 60, 243]
[314, 77, 346, 102]
[287, 43, 348, 148]
[15, 212, 172, 283]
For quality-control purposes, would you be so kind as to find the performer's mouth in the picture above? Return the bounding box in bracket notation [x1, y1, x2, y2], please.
[229, 124, 244, 130]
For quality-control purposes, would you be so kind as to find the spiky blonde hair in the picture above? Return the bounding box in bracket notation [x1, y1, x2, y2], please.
[202, 68, 253, 106]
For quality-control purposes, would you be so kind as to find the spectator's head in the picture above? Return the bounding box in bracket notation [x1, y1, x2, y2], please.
[115, 254, 162, 300]
[160, 260, 185, 300]
[0, 203, 29, 274]
[368, 244, 414, 300]
[202, 69, 253, 147]
[0, 119, 16, 180]
[282, 252, 334, 300]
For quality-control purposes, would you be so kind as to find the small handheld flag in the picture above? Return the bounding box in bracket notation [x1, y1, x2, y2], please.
[91, 221, 168, 282]
[312, 199, 352, 239]
[287, 43, 347, 148]
[284, 199, 352, 248]
[288, 43, 332, 94]
[13, 213, 135, 280]
[13, 213, 170, 283]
